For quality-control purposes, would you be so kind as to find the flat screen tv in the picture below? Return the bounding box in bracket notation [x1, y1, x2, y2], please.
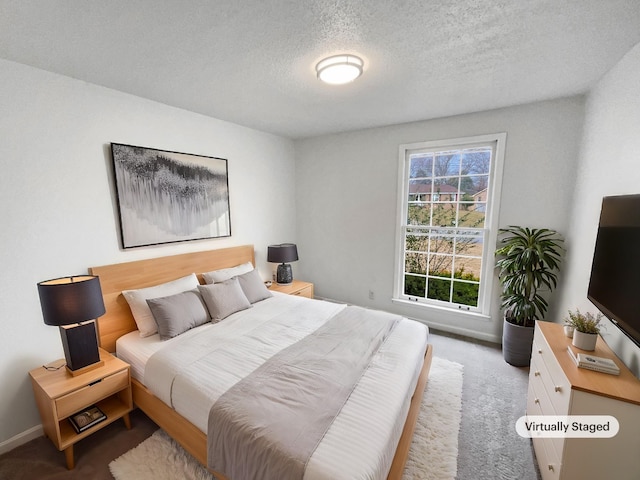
[588, 194, 640, 347]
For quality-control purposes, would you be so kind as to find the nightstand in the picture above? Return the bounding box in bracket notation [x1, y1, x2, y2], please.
[29, 348, 133, 469]
[268, 279, 314, 298]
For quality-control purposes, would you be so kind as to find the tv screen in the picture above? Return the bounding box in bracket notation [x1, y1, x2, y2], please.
[588, 194, 640, 347]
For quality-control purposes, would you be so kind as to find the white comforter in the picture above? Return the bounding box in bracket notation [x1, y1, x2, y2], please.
[129, 293, 429, 480]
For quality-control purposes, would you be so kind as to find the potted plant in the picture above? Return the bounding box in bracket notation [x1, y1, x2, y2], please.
[495, 226, 564, 366]
[564, 309, 603, 351]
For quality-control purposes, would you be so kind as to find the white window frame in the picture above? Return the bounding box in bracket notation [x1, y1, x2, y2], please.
[393, 133, 506, 316]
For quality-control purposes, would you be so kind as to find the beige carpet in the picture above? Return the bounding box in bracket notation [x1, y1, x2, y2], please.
[110, 356, 463, 480]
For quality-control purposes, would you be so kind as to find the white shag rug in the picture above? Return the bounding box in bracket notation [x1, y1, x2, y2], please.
[110, 356, 463, 480]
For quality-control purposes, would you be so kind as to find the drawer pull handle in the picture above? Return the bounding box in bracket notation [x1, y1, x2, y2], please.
[534, 371, 540, 376]
[554, 386, 562, 393]
[548, 464, 555, 472]
[534, 398, 540, 404]
[88, 379, 103, 386]
[538, 349, 542, 354]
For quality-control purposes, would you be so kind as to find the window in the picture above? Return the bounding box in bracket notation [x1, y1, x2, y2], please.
[394, 133, 506, 315]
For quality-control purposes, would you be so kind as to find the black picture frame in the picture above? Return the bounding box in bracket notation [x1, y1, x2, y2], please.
[111, 143, 231, 248]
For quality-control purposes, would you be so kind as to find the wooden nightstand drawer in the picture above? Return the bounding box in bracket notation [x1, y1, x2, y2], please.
[290, 284, 313, 298]
[55, 369, 129, 419]
[268, 280, 314, 298]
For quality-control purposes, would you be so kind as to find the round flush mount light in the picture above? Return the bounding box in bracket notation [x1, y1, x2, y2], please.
[316, 54, 364, 85]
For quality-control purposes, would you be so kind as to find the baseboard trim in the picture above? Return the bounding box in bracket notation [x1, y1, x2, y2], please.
[0, 424, 43, 455]
[416, 319, 501, 344]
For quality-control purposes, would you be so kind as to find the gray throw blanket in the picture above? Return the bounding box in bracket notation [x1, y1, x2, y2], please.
[207, 305, 400, 480]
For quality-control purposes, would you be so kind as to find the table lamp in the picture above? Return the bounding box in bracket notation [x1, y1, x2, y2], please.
[267, 243, 299, 285]
[37, 275, 106, 376]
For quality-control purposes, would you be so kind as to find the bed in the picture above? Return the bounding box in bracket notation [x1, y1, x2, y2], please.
[90, 245, 433, 480]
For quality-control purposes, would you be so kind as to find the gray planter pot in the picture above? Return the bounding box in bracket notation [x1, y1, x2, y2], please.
[502, 318, 535, 366]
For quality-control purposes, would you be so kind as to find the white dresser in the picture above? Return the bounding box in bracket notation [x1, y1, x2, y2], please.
[527, 322, 640, 480]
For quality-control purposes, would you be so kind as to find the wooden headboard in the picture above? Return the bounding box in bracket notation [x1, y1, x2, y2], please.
[89, 245, 255, 352]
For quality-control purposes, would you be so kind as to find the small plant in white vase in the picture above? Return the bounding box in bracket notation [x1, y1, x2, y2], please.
[564, 309, 603, 351]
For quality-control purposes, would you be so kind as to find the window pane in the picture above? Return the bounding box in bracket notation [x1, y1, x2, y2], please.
[461, 149, 491, 175]
[457, 203, 485, 228]
[404, 275, 426, 297]
[432, 203, 457, 226]
[428, 253, 453, 276]
[461, 174, 489, 196]
[427, 231, 455, 256]
[427, 277, 451, 302]
[452, 280, 479, 307]
[407, 204, 431, 226]
[433, 177, 459, 195]
[434, 153, 461, 177]
[405, 253, 427, 274]
[454, 233, 484, 279]
[409, 154, 433, 178]
[405, 230, 429, 251]
[408, 179, 431, 202]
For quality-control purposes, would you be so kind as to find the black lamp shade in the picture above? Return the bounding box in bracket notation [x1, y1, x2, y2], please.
[37, 275, 105, 373]
[267, 244, 298, 284]
[267, 244, 299, 264]
[37, 275, 106, 326]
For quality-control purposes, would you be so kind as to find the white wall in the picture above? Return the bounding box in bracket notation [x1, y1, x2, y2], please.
[294, 97, 585, 343]
[556, 42, 640, 377]
[0, 59, 296, 446]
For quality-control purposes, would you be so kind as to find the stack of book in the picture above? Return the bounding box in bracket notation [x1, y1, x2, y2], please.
[68, 405, 107, 433]
[567, 347, 620, 375]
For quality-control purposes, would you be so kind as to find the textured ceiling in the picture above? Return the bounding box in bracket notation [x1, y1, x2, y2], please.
[1, 1, 639, 139]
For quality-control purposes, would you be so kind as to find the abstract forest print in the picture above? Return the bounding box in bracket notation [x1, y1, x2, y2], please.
[111, 143, 231, 248]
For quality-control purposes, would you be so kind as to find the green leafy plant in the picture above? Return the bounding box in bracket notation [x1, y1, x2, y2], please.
[495, 226, 564, 327]
[564, 309, 603, 334]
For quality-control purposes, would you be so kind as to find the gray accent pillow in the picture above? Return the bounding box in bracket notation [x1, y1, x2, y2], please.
[198, 277, 252, 322]
[237, 269, 273, 304]
[146, 289, 210, 340]
[122, 273, 200, 337]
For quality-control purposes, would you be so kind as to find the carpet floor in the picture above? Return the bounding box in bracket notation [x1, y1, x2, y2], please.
[109, 357, 463, 480]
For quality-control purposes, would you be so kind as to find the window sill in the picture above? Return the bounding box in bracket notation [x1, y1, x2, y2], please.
[391, 297, 491, 322]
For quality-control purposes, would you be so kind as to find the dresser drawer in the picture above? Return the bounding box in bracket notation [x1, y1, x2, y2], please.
[532, 436, 561, 480]
[527, 371, 565, 458]
[55, 369, 129, 419]
[528, 357, 556, 415]
[532, 332, 571, 414]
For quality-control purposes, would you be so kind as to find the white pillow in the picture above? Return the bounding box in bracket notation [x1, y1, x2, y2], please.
[122, 273, 200, 337]
[202, 262, 254, 284]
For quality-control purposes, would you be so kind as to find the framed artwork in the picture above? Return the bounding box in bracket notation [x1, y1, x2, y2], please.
[111, 143, 231, 248]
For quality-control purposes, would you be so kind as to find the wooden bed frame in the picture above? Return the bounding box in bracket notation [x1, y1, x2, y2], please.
[90, 245, 433, 480]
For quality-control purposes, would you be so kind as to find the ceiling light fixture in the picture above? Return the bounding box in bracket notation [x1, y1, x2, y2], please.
[316, 54, 364, 85]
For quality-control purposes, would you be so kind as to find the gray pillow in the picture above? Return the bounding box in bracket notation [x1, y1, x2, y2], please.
[237, 269, 273, 304]
[198, 277, 252, 322]
[146, 289, 210, 340]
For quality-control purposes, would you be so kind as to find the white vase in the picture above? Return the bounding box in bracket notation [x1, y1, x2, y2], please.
[572, 330, 598, 351]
